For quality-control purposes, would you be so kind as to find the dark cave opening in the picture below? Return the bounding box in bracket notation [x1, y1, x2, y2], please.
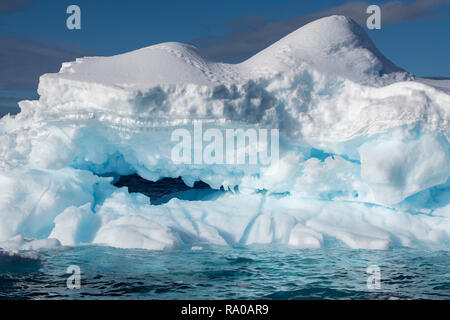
[113, 174, 217, 205]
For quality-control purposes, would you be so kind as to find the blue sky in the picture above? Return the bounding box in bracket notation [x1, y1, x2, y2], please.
[1, 0, 450, 94]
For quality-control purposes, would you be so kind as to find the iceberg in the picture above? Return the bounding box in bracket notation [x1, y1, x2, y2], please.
[0, 15, 449, 251]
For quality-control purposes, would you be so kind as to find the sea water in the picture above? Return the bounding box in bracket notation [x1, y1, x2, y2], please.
[1, 244, 449, 300]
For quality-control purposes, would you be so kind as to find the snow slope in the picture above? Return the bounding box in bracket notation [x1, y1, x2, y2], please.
[0, 16, 449, 252]
[45, 16, 409, 90]
[417, 78, 450, 94]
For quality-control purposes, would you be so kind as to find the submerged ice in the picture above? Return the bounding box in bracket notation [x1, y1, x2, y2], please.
[0, 16, 449, 252]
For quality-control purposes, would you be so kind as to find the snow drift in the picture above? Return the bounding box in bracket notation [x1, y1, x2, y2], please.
[0, 16, 449, 252]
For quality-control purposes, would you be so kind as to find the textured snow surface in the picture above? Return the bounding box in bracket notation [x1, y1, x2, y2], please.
[45, 16, 410, 91]
[0, 16, 449, 251]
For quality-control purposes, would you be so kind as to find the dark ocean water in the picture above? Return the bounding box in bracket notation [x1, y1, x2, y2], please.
[1, 244, 449, 300]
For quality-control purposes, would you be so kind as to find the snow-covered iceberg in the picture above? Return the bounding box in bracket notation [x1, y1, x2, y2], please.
[0, 16, 449, 251]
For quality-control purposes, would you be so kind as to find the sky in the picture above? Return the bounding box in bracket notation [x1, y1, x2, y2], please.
[0, 0, 449, 95]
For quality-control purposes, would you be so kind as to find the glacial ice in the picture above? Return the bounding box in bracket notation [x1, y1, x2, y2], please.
[0, 16, 449, 252]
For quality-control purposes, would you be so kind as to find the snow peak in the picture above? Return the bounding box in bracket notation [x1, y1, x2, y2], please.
[181, 304, 215, 318]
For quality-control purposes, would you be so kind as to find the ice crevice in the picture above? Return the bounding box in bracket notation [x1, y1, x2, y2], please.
[0, 15, 449, 252]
